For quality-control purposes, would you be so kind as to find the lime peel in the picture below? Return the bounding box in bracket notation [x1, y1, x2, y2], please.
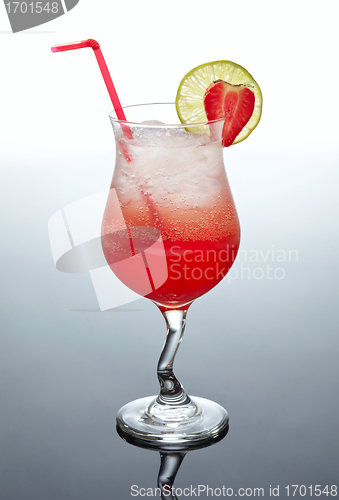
[175, 60, 262, 145]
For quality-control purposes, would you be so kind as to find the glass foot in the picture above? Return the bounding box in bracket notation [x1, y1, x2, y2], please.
[116, 395, 229, 446]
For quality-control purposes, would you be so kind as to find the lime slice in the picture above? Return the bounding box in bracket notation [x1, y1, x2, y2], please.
[175, 60, 262, 144]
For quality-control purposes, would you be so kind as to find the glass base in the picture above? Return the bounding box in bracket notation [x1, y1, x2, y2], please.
[116, 395, 229, 447]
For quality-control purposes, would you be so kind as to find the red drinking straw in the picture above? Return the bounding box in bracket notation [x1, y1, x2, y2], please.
[51, 39, 133, 140]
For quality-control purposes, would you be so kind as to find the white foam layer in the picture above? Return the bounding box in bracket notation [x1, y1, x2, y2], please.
[113, 126, 226, 210]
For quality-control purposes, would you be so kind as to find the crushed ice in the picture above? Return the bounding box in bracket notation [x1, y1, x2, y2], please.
[131, 120, 211, 147]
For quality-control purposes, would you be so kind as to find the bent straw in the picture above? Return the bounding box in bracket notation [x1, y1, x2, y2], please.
[51, 39, 133, 140]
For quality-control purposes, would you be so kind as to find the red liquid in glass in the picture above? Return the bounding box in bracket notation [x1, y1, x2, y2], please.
[102, 180, 240, 308]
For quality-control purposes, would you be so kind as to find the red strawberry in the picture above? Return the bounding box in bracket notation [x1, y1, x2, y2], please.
[204, 80, 255, 147]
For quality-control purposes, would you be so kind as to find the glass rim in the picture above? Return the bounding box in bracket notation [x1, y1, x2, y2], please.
[109, 102, 225, 128]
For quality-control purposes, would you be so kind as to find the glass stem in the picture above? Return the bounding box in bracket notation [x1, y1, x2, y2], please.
[156, 309, 191, 406]
[157, 451, 186, 500]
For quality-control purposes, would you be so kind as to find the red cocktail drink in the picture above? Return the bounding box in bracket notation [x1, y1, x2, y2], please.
[51, 38, 261, 446]
[101, 104, 240, 309]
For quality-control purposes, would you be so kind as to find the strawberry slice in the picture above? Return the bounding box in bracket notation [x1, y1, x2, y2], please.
[204, 80, 255, 147]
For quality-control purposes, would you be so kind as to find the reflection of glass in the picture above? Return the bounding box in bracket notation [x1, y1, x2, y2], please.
[117, 424, 228, 500]
[102, 103, 240, 445]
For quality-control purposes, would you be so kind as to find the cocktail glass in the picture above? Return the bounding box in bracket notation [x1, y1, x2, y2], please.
[101, 103, 240, 445]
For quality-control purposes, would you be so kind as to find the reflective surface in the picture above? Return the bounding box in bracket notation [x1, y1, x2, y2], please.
[1, 151, 338, 498]
[117, 424, 229, 499]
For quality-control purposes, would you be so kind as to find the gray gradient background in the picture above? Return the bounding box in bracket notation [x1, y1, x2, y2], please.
[1, 1, 339, 498]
